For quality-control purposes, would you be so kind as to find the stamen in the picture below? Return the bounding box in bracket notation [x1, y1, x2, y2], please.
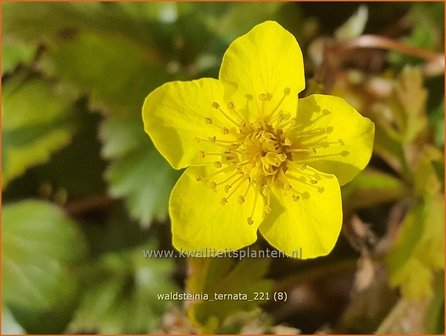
[216, 171, 241, 188]
[286, 147, 317, 154]
[267, 87, 291, 121]
[299, 150, 350, 162]
[195, 136, 232, 148]
[198, 150, 235, 158]
[206, 117, 231, 135]
[212, 101, 241, 127]
[281, 138, 292, 146]
[238, 181, 252, 204]
[291, 194, 300, 202]
[258, 93, 269, 101]
[278, 117, 297, 129]
[227, 101, 244, 121]
[247, 187, 260, 225]
[225, 175, 247, 199]
[264, 190, 272, 214]
[288, 174, 325, 193]
[198, 166, 235, 181]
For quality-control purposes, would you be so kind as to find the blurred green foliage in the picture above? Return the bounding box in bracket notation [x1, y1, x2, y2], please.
[2, 2, 444, 334]
[187, 258, 272, 333]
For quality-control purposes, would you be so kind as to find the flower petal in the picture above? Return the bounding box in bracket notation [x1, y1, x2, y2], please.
[170, 166, 264, 252]
[292, 94, 375, 185]
[260, 168, 342, 259]
[219, 21, 304, 122]
[142, 78, 239, 169]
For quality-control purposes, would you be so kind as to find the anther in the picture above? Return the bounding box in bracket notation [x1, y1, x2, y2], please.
[261, 186, 270, 197]
[208, 136, 216, 143]
[227, 102, 235, 110]
[211, 102, 220, 109]
[222, 127, 229, 135]
[205, 117, 213, 124]
[247, 217, 254, 225]
[238, 195, 245, 204]
[282, 138, 292, 146]
[224, 185, 231, 193]
[214, 161, 222, 168]
[209, 181, 217, 189]
[264, 205, 272, 214]
[220, 197, 228, 205]
[198, 151, 206, 158]
[196, 176, 204, 182]
[292, 194, 300, 202]
[259, 92, 272, 101]
[309, 148, 317, 155]
[284, 87, 291, 95]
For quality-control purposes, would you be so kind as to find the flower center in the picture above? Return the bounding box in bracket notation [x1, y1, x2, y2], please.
[195, 95, 340, 225]
[239, 123, 288, 175]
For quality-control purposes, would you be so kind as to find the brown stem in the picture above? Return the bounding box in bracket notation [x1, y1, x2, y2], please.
[65, 194, 117, 216]
[341, 34, 443, 62]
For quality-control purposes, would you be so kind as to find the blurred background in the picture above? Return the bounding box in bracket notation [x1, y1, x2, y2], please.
[2, 2, 444, 334]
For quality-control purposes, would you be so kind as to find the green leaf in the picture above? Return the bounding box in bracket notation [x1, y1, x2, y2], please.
[2, 200, 87, 311]
[424, 273, 444, 334]
[186, 257, 272, 333]
[39, 31, 167, 117]
[205, 2, 286, 43]
[2, 306, 25, 335]
[100, 115, 180, 227]
[2, 2, 157, 47]
[68, 244, 176, 333]
[388, 3, 444, 67]
[372, 115, 408, 176]
[413, 145, 443, 196]
[432, 160, 444, 192]
[395, 67, 428, 143]
[31, 107, 107, 198]
[430, 100, 444, 147]
[387, 193, 444, 301]
[2, 37, 35, 74]
[36, 27, 179, 227]
[335, 5, 368, 41]
[342, 168, 408, 210]
[105, 145, 179, 227]
[2, 76, 77, 189]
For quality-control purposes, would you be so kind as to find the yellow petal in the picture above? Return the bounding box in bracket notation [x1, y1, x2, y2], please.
[259, 167, 342, 259]
[170, 166, 264, 253]
[142, 78, 239, 169]
[219, 21, 304, 123]
[292, 94, 375, 185]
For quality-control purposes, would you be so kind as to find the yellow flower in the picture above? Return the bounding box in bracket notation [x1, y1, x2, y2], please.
[143, 21, 374, 259]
